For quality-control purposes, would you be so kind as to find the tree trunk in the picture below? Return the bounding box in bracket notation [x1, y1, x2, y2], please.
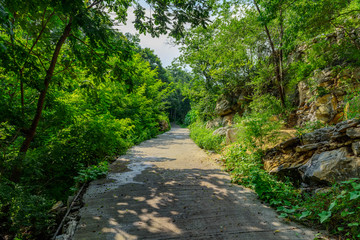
[254, 1, 286, 107]
[10, 19, 72, 182]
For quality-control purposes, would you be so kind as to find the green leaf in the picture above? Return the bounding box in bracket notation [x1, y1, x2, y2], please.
[351, 182, 360, 190]
[341, 210, 354, 217]
[328, 201, 337, 211]
[348, 222, 359, 227]
[299, 210, 311, 220]
[318, 211, 331, 223]
[349, 191, 360, 200]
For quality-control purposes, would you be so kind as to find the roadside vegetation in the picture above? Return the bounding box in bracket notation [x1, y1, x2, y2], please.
[188, 108, 360, 239]
[179, 0, 360, 239]
[1, 0, 360, 239]
[0, 0, 205, 239]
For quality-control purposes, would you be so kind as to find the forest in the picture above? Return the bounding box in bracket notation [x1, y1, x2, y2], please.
[1, 0, 360, 239]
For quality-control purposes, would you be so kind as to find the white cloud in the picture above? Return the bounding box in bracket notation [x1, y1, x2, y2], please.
[112, 7, 180, 67]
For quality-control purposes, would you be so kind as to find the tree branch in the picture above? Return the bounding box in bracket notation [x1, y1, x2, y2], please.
[53, 60, 76, 76]
[69, 34, 112, 68]
[87, 0, 102, 9]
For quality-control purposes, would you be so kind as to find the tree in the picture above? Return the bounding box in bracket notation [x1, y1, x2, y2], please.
[0, 0, 214, 181]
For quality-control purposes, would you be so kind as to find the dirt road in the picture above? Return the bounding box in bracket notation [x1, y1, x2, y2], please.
[73, 126, 321, 240]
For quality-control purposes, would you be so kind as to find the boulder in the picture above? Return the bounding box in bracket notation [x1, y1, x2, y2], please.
[215, 98, 233, 116]
[346, 127, 360, 138]
[299, 148, 360, 185]
[315, 94, 337, 122]
[279, 137, 300, 150]
[51, 201, 64, 212]
[222, 114, 234, 126]
[298, 81, 310, 107]
[302, 127, 334, 144]
[225, 128, 238, 144]
[206, 117, 223, 129]
[213, 127, 229, 136]
[335, 118, 360, 132]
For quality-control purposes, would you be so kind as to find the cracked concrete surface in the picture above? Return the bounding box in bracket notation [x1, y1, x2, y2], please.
[73, 125, 323, 240]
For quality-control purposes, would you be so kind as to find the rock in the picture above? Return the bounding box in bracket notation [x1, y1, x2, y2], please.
[298, 81, 310, 107]
[295, 142, 328, 153]
[335, 118, 360, 132]
[330, 131, 346, 140]
[67, 196, 75, 208]
[352, 142, 360, 156]
[329, 140, 353, 150]
[299, 148, 360, 185]
[56, 220, 78, 240]
[206, 117, 223, 129]
[315, 94, 337, 122]
[279, 137, 300, 150]
[213, 127, 230, 136]
[215, 98, 233, 116]
[222, 114, 234, 126]
[51, 201, 64, 213]
[302, 127, 334, 144]
[346, 127, 360, 138]
[225, 128, 238, 144]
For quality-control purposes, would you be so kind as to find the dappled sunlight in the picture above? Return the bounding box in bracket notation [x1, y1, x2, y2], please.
[74, 126, 319, 240]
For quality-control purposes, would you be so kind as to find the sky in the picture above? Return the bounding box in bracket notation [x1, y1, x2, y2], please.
[112, 8, 181, 67]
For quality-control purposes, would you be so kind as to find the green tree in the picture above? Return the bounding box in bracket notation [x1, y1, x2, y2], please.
[0, 0, 214, 181]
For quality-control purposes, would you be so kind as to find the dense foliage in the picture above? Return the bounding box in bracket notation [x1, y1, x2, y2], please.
[178, 0, 360, 120]
[0, 0, 212, 238]
[181, 0, 360, 239]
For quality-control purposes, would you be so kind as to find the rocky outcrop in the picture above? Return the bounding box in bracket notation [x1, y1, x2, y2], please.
[296, 67, 360, 126]
[299, 147, 359, 185]
[207, 94, 246, 129]
[215, 98, 234, 116]
[290, 28, 360, 126]
[264, 119, 360, 186]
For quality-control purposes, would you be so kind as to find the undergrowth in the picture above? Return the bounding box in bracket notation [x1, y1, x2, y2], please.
[189, 107, 360, 239]
[221, 143, 360, 239]
[189, 121, 224, 152]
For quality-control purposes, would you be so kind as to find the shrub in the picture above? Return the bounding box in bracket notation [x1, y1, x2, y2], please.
[184, 109, 199, 126]
[0, 179, 55, 239]
[189, 121, 224, 152]
[221, 142, 360, 239]
[344, 91, 360, 120]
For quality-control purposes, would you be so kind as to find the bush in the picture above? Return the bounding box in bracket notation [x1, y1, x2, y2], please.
[184, 109, 199, 126]
[0, 179, 55, 239]
[189, 121, 224, 152]
[221, 142, 360, 239]
[233, 114, 282, 150]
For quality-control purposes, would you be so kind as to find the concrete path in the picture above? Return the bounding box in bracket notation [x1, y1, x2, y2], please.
[73, 126, 321, 240]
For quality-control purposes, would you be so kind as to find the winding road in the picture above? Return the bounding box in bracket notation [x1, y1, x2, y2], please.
[73, 125, 321, 240]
